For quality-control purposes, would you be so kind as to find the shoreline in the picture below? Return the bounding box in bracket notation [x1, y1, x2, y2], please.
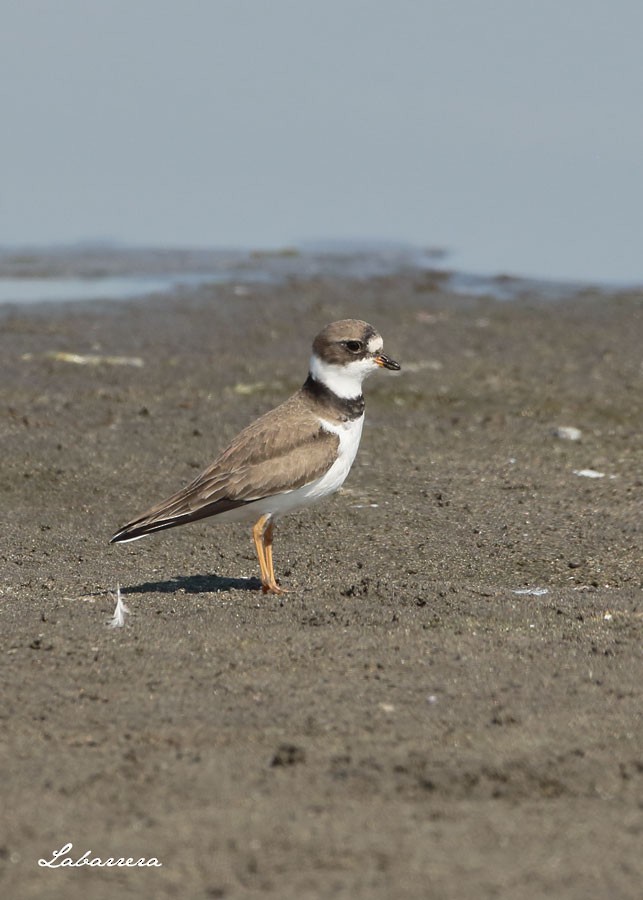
[2, 243, 642, 311]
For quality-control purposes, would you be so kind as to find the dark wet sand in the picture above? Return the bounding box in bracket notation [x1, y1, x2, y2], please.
[1, 272, 642, 899]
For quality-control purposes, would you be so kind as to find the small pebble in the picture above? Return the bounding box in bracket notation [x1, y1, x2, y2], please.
[553, 426, 582, 441]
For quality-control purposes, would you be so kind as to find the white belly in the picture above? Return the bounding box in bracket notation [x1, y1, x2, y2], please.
[296, 413, 364, 505]
[213, 414, 364, 523]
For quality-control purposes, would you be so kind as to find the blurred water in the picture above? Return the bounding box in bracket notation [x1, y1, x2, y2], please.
[0, 244, 436, 305]
[0, 275, 189, 304]
[0, 243, 629, 306]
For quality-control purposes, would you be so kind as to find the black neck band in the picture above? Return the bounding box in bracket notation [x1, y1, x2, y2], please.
[303, 374, 365, 421]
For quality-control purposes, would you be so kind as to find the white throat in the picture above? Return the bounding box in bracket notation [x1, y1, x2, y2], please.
[309, 353, 377, 399]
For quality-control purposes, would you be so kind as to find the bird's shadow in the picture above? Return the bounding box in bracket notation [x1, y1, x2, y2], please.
[121, 573, 262, 596]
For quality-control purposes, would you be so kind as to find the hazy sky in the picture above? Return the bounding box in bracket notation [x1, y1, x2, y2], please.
[2, 0, 642, 281]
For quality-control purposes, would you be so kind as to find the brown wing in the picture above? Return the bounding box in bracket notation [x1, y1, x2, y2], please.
[110, 392, 339, 541]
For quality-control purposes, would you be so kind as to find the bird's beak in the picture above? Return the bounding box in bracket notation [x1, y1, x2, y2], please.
[375, 353, 401, 371]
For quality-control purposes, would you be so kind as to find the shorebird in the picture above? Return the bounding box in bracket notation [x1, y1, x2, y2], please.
[110, 319, 400, 593]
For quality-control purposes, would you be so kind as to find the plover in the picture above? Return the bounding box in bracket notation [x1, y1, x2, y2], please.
[110, 319, 400, 594]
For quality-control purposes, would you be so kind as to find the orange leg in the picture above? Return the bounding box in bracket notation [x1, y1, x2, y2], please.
[251, 515, 284, 594]
[252, 515, 270, 587]
[263, 519, 286, 594]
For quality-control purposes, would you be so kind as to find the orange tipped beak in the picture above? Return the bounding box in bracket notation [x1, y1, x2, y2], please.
[375, 353, 401, 371]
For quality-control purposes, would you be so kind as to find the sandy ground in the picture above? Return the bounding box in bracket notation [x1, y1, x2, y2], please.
[1, 271, 642, 899]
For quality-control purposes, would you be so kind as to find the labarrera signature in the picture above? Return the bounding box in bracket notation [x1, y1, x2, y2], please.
[38, 842, 162, 868]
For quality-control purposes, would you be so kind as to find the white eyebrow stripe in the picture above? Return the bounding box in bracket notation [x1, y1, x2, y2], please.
[367, 335, 383, 353]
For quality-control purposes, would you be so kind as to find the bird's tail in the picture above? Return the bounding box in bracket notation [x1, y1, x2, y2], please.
[110, 514, 191, 544]
[110, 492, 249, 545]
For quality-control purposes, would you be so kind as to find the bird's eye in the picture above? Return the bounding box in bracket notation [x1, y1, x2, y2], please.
[344, 340, 363, 353]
